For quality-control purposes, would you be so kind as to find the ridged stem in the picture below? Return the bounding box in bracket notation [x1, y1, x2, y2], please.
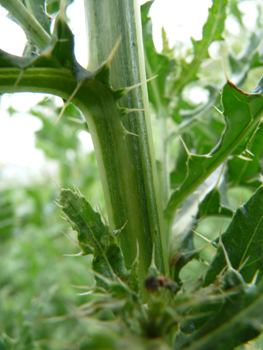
[84, 0, 169, 283]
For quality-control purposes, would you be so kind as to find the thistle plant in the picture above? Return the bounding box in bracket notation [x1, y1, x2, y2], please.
[1, 0, 263, 349]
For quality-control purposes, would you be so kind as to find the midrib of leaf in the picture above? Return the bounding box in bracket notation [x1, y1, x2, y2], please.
[173, 0, 227, 95]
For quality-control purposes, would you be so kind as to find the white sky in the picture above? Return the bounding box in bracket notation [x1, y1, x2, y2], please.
[0, 0, 255, 174]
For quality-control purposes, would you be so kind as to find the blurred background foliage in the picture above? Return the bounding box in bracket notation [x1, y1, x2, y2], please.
[1, 0, 263, 349]
[0, 97, 106, 348]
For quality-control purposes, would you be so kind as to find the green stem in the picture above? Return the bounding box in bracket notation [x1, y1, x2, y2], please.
[0, 0, 50, 50]
[84, 0, 169, 282]
[145, 55, 171, 249]
[145, 56, 169, 208]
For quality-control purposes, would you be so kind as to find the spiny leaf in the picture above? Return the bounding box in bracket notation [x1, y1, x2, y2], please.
[192, 0, 226, 54]
[59, 188, 110, 253]
[175, 280, 263, 350]
[170, 86, 220, 189]
[172, 0, 228, 94]
[204, 185, 263, 287]
[59, 187, 128, 284]
[165, 81, 263, 219]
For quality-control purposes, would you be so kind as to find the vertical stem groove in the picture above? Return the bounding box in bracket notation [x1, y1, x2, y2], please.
[84, 0, 169, 288]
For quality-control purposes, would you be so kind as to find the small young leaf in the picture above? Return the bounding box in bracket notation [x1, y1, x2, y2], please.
[59, 187, 127, 283]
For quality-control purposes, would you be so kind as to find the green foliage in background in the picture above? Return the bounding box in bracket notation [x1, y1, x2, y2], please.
[1, 0, 263, 349]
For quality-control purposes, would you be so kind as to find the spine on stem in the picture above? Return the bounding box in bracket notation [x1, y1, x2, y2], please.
[84, 0, 168, 284]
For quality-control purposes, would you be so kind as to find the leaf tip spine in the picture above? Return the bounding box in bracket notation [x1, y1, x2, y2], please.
[55, 83, 81, 123]
[123, 75, 158, 96]
[113, 219, 128, 234]
[54, 201, 62, 209]
[50, 175, 62, 190]
[124, 130, 139, 138]
[104, 36, 122, 69]
[250, 270, 259, 285]
[120, 107, 149, 116]
[12, 70, 24, 92]
[179, 135, 190, 156]
[213, 105, 223, 115]
[237, 155, 253, 161]
[63, 252, 83, 257]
